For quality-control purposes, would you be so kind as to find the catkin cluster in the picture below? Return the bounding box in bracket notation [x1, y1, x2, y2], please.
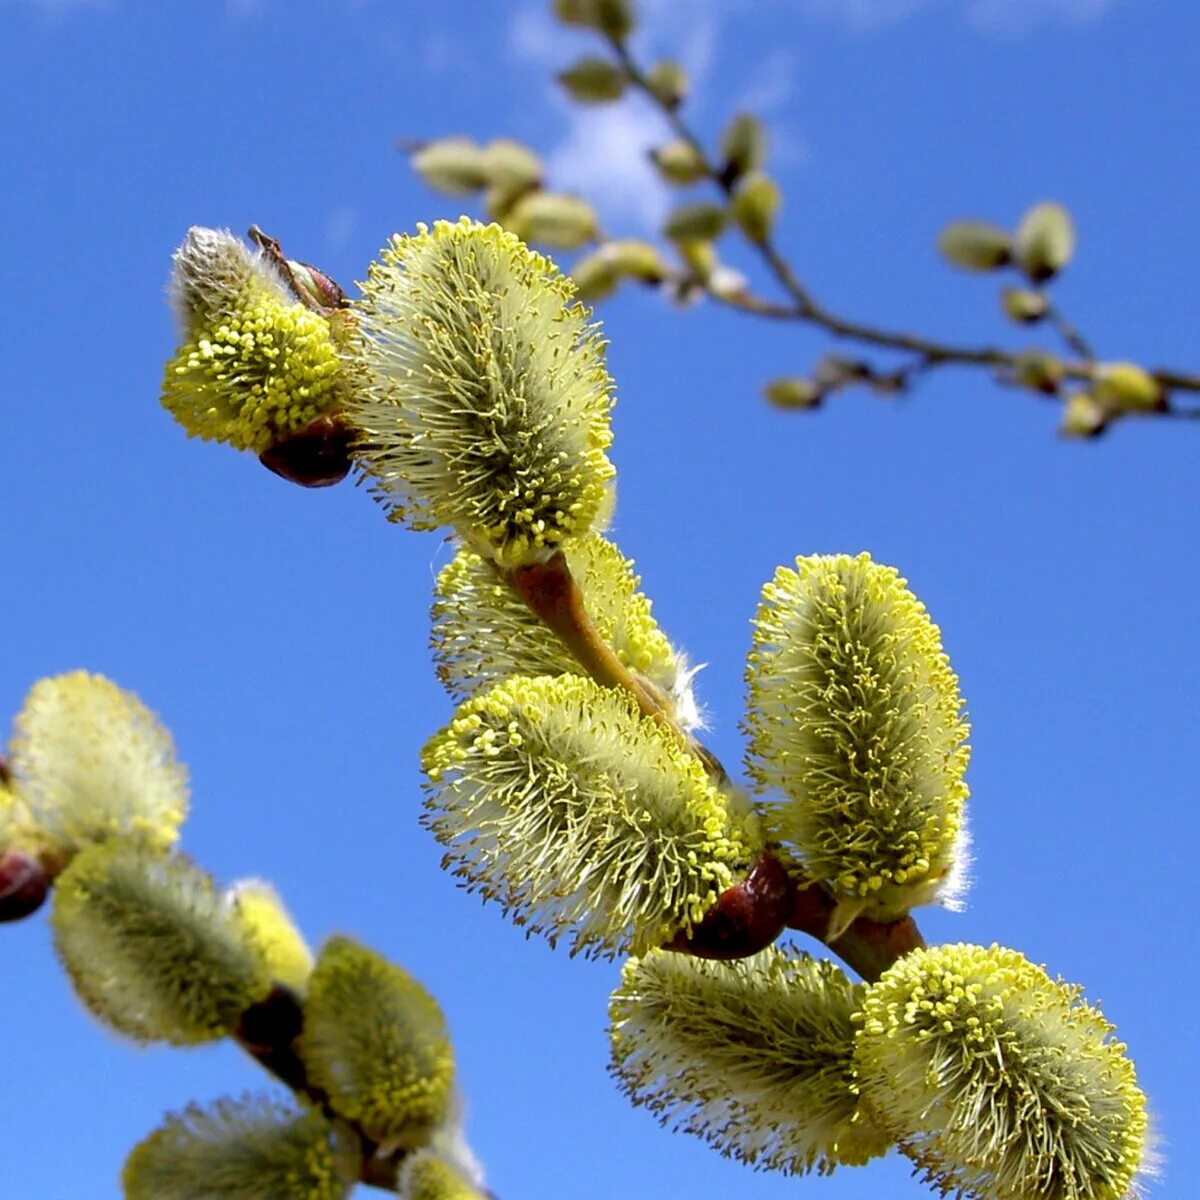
[2, 215, 1151, 1200]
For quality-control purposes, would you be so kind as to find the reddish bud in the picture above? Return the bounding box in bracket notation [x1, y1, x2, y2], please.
[235, 983, 305, 1052]
[259, 414, 354, 488]
[667, 852, 792, 960]
[0, 850, 49, 923]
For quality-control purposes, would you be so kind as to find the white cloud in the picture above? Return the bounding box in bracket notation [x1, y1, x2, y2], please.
[4, 0, 107, 10]
[967, 0, 1121, 33]
[799, 0, 934, 31]
[798, 0, 1122, 31]
[325, 206, 358, 253]
[506, 0, 796, 234]
[543, 100, 675, 230]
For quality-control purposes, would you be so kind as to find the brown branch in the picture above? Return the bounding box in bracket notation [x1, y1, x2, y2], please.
[604, 33, 1200, 408]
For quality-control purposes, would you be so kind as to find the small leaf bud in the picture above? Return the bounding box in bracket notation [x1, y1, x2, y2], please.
[645, 60, 688, 109]
[1093, 361, 1164, 413]
[649, 139, 708, 185]
[731, 171, 782, 242]
[1060, 391, 1108, 438]
[611, 947, 890, 1173]
[0, 849, 49, 923]
[569, 250, 619, 300]
[507, 191, 598, 249]
[1013, 350, 1064, 394]
[1014, 200, 1075, 282]
[676, 238, 717, 279]
[937, 220, 1012, 271]
[719, 112, 768, 181]
[483, 180, 533, 224]
[552, 0, 634, 38]
[664, 201, 728, 243]
[763, 377, 822, 410]
[1001, 286, 1049, 324]
[284, 259, 348, 312]
[557, 56, 627, 103]
[258, 413, 354, 488]
[604, 238, 666, 282]
[300, 936, 455, 1149]
[412, 138, 489, 196]
[481, 139, 542, 191]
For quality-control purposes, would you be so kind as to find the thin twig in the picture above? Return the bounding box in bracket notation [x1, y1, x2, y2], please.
[606, 33, 1200, 407]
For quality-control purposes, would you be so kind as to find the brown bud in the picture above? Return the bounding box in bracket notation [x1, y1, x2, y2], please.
[235, 983, 305, 1052]
[286, 260, 348, 312]
[259, 414, 354, 488]
[1013, 351, 1065, 394]
[666, 852, 792, 960]
[0, 850, 49, 923]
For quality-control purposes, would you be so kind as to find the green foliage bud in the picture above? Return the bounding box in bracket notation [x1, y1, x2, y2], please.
[1060, 391, 1108, 439]
[480, 139, 542, 191]
[412, 138, 489, 196]
[422, 673, 761, 958]
[348, 219, 616, 567]
[604, 238, 666, 281]
[123, 1095, 355, 1200]
[937, 220, 1012, 272]
[646, 60, 688, 109]
[854, 943, 1150, 1200]
[226, 880, 313, 995]
[431, 533, 687, 717]
[1013, 350, 1064, 394]
[569, 250, 620, 300]
[483, 180, 532, 225]
[162, 228, 347, 453]
[763, 377, 822, 410]
[52, 843, 272, 1044]
[1001, 286, 1049, 324]
[1093, 361, 1163, 413]
[1014, 201, 1075, 283]
[553, 0, 634, 38]
[507, 191, 599, 250]
[400, 1150, 489, 1200]
[557, 56, 627, 103]
[610, 947, 891, 1173]
[300, 936, 455, 1150]
[745, 553, 970, 926]
[7, 671, 187, 857]
[731, 171, 782, 243]
[676, 238, 717, 279]
[650, 139, 708, 185]
[664, 201, 728, 243]
[719, 112, 768, 180]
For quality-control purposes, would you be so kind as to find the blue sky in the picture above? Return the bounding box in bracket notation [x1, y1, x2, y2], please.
[2, 1, 1197, 1197]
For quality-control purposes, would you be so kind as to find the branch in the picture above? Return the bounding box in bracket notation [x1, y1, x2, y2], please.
[603, 33, 1200, 414]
